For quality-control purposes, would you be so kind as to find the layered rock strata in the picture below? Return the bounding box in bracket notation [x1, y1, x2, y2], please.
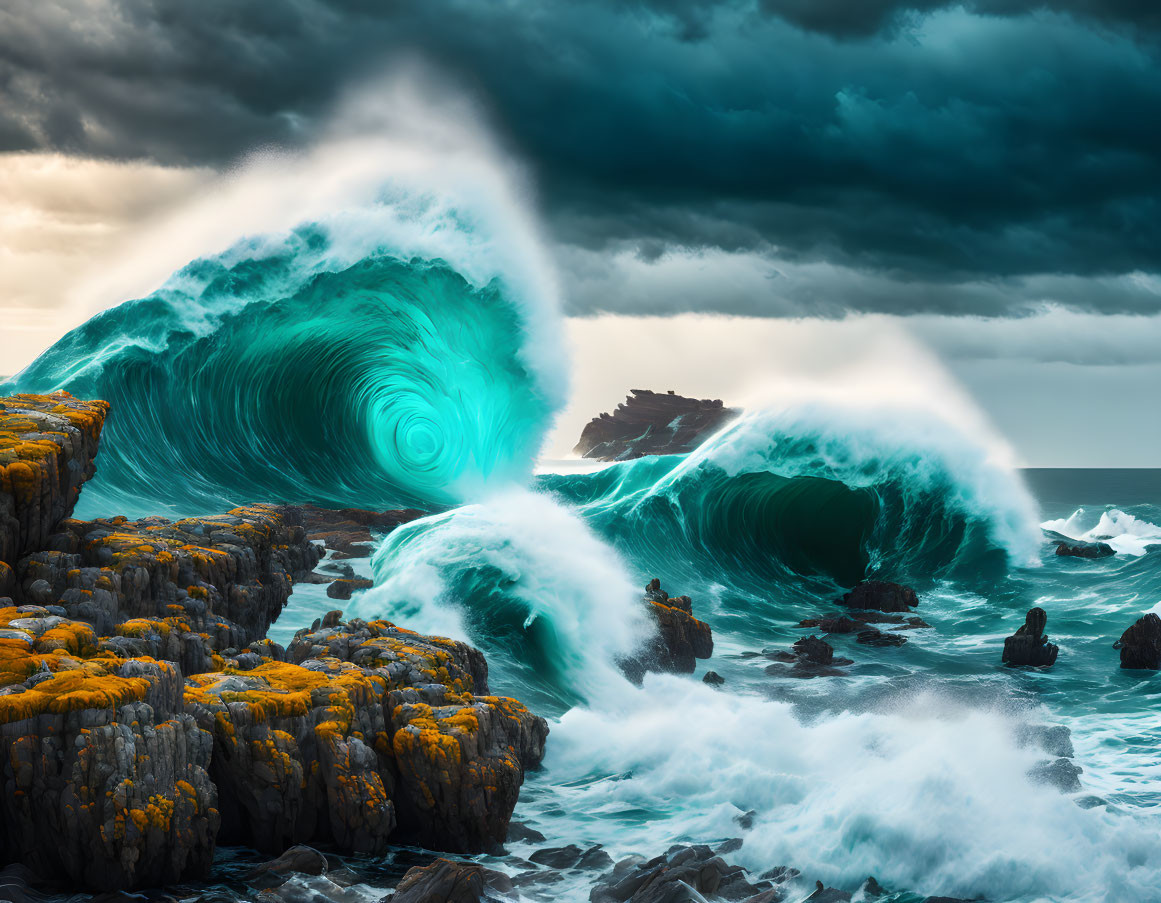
[0, 606, 218, 890]
[0, 392, 108, 566]
[0, 394, 549, 890]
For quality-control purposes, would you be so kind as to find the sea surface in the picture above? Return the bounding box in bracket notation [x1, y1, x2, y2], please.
[4, 157, 1159, 903]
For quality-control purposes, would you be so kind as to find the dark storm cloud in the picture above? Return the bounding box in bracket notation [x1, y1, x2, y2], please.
[1, 0, 1158, 317]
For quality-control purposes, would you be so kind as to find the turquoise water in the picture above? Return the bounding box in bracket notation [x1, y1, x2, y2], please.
[8, 184, 1160, 902]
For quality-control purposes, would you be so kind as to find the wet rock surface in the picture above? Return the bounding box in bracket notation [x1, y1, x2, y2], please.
[386, 858, 513, 903]
[1054, 539, 1115, 559]
[1115, 612, 1161, 669]
[839, 581, 918, 613]
[764, 635, 853, 678]
[574, 390, 739, 461]
[1002, 607, 1059, 667]
[588, 844, 774, 903]
[621, 580, 713, 681]
[270, 504, 425, 561]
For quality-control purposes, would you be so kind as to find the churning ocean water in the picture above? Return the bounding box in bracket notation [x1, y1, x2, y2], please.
[5, 132, 1159, 903]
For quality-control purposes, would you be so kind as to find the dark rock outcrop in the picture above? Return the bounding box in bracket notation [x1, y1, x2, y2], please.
[839, 581, 918, 613]
[574, 390, 739, 461]
[588, 844, 771, 903]
[327, 577, 374, 600]
[855, 628, 907, 648]
[387, 858, 513, 903]
[0, 395, 550, 892]
[0, 608, 218, 891]
[622, 580, 713, 681]
[764, 635, 852, 679]
[1054, 539, 1115, 559]
[1002, 607, 1058, 667]
[13, 504, 322, 659]
[0, 393, 109, 568]
[1114, 613, 1161, 669]
[271, 504, 425, 560]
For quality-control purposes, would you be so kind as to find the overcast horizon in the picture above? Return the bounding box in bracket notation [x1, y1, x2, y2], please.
[2, 1, 1159, 466]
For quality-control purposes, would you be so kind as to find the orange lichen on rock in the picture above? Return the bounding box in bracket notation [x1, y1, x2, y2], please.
[0, 393, 109, 564]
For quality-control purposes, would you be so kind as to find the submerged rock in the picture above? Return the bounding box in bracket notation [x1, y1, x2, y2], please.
[1115, 613, 1161, 669]
[588, 844, 768, 903]
[839, 581, 918, 613]
[792, 635, 833, 665]
[764, 635, 852, 679]
[798, 611, 930, 633]
[1002, 607, 1058, 667]
[855, 628, 907, 648]
[245, 845, 330, 889]
[1028, 757, 1083, 793]
[806, 882, 851, 903]
[387, 858, 512, 903]
[1054, 539, 1115, 559]
[574, 389, 739, 461]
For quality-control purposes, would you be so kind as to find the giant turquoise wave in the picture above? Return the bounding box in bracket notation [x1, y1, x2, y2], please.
[540, 406, 1044, 596]
[4, 224, 557, 517]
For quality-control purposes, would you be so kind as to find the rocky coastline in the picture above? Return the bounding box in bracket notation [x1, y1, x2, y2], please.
[0, 392, 549, 892]
[1, 391, 1153, 903]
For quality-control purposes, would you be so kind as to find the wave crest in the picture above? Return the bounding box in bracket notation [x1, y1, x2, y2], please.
[7, 157, 565, 516]
[542, 405, 1043, 589]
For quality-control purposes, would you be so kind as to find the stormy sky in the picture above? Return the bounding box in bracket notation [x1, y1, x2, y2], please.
[2, 0, 1159, 464]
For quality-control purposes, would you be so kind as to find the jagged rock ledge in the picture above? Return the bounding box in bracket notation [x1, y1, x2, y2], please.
[0, 394, 549, 892]
[1, 392, 108, 582]
[574, 389, 739, 461]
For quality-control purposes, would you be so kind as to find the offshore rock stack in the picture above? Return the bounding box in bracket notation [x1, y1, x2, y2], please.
[0, 393, 550, 891]
[1003, 607, 1060, 667]
[574, 389, 739, 461]
[619, 578, 714, 682]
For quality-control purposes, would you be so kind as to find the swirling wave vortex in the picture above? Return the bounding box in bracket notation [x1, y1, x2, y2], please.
[7, 228, 553, 517]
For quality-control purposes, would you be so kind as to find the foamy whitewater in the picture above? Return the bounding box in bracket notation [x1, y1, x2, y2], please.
[6, 92, 1160, 903]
